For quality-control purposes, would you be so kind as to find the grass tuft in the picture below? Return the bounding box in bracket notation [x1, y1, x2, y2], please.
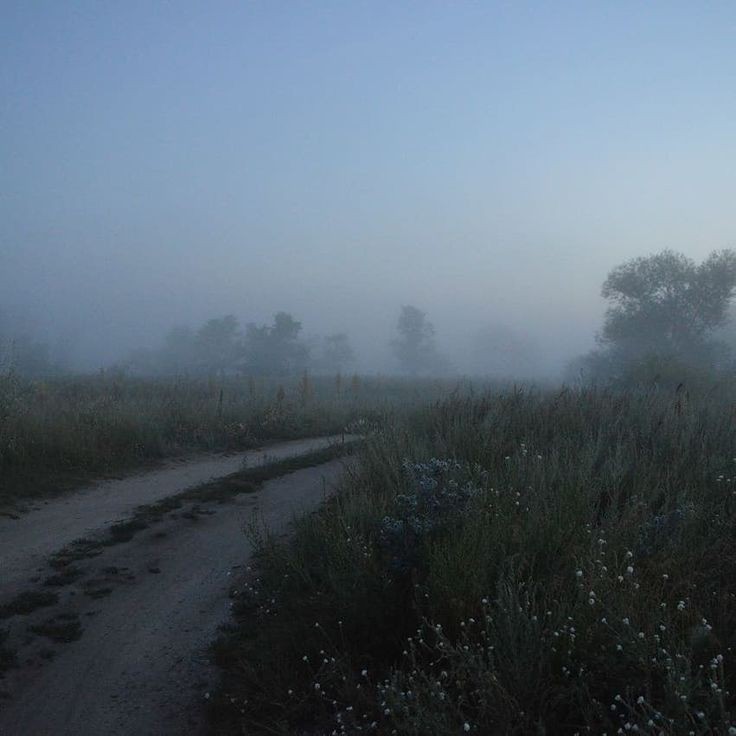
[0, 590, 58, 619]
[30, 613, 82, 643]
[0, 629, 17, 676]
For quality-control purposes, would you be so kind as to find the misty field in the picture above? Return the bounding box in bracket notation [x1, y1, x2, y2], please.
[0, 372, 461, 503]
[213, 387, 736, 735]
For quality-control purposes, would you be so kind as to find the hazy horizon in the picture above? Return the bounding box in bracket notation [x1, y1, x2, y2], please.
[2, 2, 735, 374]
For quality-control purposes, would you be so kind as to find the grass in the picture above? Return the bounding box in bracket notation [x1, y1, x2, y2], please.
[212, 386, 736, 735]
[0, 629, 17, 676]
[30, 613, 83, 643]
[0, 591, 58, 619]
[43, 567, 83, 587]
[0, 372, 460, 503]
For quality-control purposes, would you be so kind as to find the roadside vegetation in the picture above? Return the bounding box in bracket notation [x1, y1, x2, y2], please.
[213, 386, 736, 735]
[0, 373, 458, 503]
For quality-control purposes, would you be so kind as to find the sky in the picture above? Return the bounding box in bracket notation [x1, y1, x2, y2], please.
[2, 1, 735, 372]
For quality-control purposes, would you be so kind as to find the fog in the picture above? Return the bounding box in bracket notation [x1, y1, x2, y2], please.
[2, 3, 735, 376]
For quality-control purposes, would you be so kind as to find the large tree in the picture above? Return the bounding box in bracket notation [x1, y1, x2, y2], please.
[194, 315, 243, 375]
[599, 249, 736, 365]
[243, 312, 309, 376]
[391, 305, 447, 375]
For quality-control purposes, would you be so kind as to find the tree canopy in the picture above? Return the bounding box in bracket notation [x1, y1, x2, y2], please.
[126, 312, 310, 376]
[572, 249, 736, 384]
[242, 312, 309, 376]
[391, 305, 449, 375]
[599, 249, 736, 361]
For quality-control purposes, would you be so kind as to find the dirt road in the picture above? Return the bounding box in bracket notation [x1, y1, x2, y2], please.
[0, 439, 352, 736]
[0, 435, 347, 596]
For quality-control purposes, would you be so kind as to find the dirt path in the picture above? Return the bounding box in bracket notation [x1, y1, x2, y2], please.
[0, 435, 347, 596]
[0, 457, 350, 735]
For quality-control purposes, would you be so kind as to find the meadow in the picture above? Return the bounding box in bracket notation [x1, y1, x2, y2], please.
[0, 372, 461, 503]
[213, 386, 736, 735]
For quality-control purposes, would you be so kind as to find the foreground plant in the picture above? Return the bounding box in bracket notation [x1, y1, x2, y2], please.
[213, 388, 736, 734]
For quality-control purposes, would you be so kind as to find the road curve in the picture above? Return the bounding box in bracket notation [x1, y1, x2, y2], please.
[0, 457, 350, 735]
[0, 435, 349, 596]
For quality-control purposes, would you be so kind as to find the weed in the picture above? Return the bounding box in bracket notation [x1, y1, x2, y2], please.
[43, 567, 83, 587]
[0, 591, 58, 619]
[108, 519, 149, 542]
[82, 586, 113, 600]
[49, 538, 105, 569]
[31, 614, 82, 643]
[0, 630, 17, 676]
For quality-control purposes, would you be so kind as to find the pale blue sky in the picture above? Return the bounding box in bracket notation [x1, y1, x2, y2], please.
[2, 2, 735, 369]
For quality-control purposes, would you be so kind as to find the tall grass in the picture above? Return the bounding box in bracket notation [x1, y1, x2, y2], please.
[0, 372, 463, 502]
[214, 387, 736, 734]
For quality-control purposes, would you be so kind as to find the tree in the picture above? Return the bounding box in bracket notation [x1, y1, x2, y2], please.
[242, 312, 309, 376]
[391, 305, 447, 375]
[194, 315, 243, 375]
[599, 249, 736, 364]
[320, 333, 355, 374]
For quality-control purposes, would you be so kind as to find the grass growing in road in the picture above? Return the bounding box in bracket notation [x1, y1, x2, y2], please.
[30, 614, 83, 643]
[0, 629, 17, 676]
[213, 387, 736, 735]
[0, 591, 58, 619]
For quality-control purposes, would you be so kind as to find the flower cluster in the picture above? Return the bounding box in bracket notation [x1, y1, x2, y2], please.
[379, 459, 484, 570]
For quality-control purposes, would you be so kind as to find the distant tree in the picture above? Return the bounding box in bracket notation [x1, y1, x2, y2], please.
[195, 315, 243, 375]
[599, 249, 736, 363]
[272, 312, 302, 342]
[243, 312, 309, 376]
[391, 305, 448, 375]
[320, 333, 355, 374]
[572, 249, 736, 385]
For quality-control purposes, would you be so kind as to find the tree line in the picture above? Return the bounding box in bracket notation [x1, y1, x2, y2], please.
[125, 312, 355, 377]
[5, 248, 736, 382]
[125, 306, 452, 377]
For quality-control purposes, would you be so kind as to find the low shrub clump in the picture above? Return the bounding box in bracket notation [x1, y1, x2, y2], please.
[213, 387, 736, 734]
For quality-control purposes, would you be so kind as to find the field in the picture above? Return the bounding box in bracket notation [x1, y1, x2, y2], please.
[0, 372, 461, 504]
[212, 386, 736, 735]
[4, 374, 736, 734]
